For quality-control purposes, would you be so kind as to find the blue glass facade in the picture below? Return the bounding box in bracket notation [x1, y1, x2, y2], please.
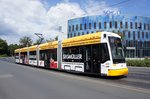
[68, 15, 150, 58]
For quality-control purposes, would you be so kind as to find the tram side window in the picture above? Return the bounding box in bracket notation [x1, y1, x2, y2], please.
[21, 52, 27, 59]
[40, 50, 48, 60]
[63, 46, 83, 62]
[29, 51, 36, 60]
[101, 43, 110, 63]
[15, 53, 19, 59]
[49, 49, 57, 68]
[49, 49, 57, 61]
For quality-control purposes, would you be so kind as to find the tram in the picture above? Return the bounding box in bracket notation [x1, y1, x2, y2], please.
[15, 32, 128, 76]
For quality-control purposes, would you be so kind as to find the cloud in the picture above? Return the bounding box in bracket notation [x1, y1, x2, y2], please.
[0, 0, 50, 44]
[84, 0, 119, 16]
[0, 0, 119, 44]
[46, 2, 85, 39]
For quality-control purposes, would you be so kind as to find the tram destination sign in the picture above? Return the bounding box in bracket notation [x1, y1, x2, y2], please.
[63, 54, 82, 59]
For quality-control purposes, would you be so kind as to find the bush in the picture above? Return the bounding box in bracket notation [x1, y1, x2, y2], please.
[0, 54, 8, 57]
[126, 59, 150, 67]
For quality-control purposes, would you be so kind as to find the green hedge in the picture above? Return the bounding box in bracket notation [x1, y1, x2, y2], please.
[0, 54, 8, 57]
[126, 59, 150, 67]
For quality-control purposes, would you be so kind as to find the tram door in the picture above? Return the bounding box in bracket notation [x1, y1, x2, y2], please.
[84, 45, 100, 73]
[92, 45, 100, 73]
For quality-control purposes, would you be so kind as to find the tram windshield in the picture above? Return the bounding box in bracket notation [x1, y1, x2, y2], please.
[109, 37, 125, 63]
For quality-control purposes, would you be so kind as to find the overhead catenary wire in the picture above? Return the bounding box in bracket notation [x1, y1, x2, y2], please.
[109, 0, 131, 7]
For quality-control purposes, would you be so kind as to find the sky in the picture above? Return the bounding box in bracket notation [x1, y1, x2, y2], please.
[0, 0, 150, 44]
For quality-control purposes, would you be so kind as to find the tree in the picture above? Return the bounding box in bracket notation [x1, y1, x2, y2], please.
[46, 36, 58, 42]
[0, 38, 8, 55]
[33, 38, 45, 45]
[8, 44, 20, 56]
[33, 39, 41, 45]
[55, 35, 58, 41]
[19, 36, 33, 47]
[117, 31, 125, 39]
[112, 30, 125, 39]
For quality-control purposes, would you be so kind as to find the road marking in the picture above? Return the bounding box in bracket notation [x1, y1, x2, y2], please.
[0, 74, 13, 79]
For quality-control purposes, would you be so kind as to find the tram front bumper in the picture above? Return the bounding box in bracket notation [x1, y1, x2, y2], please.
[108, 68, 128, 76]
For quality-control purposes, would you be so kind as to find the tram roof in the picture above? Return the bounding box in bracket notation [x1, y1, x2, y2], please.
[39, 41, 58, 50]
[15, 32, 103, 53]
[62, 32, 101, 47]
[29, 45, 37, 52]
[20, 47, 28, 52]
[15, 49, 20, 53]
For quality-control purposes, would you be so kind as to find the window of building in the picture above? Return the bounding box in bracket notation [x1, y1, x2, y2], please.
[144, 23, 146, 30]
[69, 26, 71, 32]
[74, 33, 76, 37]
[149, 41, 150, 47]
[130, 22, 133, 29]
[115, 21, 117, 29]
[146, 41, 148, 48]
[99, 22, 101, 29]
[144, 41, 146, 47]
[80, 24, 82, 30]
[126, 40, 128, 46]
[94, 22, 96, 29]
[130, 40, 133, 47]
[68, 34, 70, 38]
[125, 22, 128, 29]
[128, 40, 130, 47]
[135, 22, 137, 29]
[134, 40, 137, 47]
[89, 23, 91, 29]
[148, 24, 150, 30]
[128, 31, 130, 38]
[133, 31, 135, 40]
[142, 32, 144, 38]
[78, 32, 80, 36]
[82, 32, 84, 35]
[70, 34, 72, 38]
[139, 23, 142, 29]
[84, 23, 86, 30]
[120, 22, 123, 28]
[91, 31, 94, 33]
[72, 25, 74, 31]
[146, 32, 148, 39]
[76, 24, 78, 31]
[140, 41, 142, 48]
[138, 31, 140, 38]
[87, 32, 89, 34]
[109, 22, 112, 28]
[123, 31, 125, 38]
[104, 22, 107, 29]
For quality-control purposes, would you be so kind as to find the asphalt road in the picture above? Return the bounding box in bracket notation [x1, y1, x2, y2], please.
[0, 59, 150, 99]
